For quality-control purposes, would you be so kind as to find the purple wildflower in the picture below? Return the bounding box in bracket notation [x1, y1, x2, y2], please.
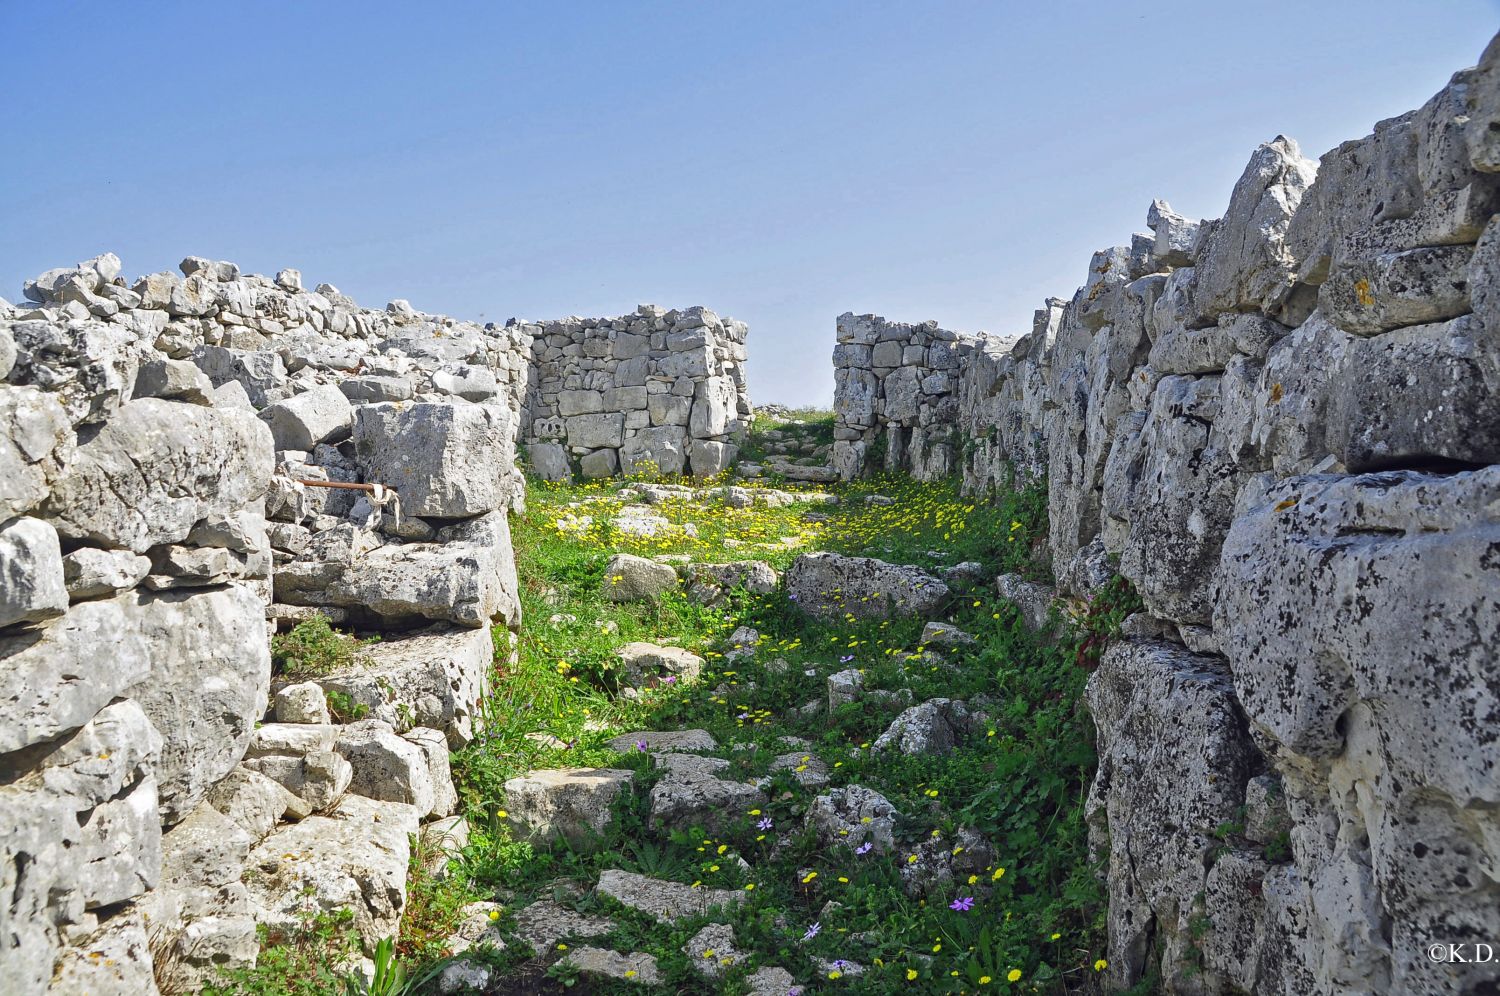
[949, 896, 975, 912]
[854, 842, 872, 855]
[839, 654, 854, 663]
[737, 712, 750, 720]
[635, 740, 648, 752]
[833, 959, 848, 970]
[789, 989, 803, 996]
[664, 675, 677, 684]
[757, 817, 773, 831]
[801, 921, 821, 942]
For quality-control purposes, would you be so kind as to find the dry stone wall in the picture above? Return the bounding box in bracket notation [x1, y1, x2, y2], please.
[834, 34, 1500, 996]
[0, 255, 545, 993]
[521, 306, 752, 480]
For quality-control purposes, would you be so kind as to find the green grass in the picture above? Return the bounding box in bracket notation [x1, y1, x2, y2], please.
[435, 467, 1112, 994]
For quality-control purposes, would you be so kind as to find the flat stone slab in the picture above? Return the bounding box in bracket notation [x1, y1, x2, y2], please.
[512, 900, 616, 952]
[595, 869, 746, 923]
[560, 946, 659, 985]
[606, 729, 717, 753]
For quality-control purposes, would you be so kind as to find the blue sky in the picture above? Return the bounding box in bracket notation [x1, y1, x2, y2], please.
[2, 1, 1495, 404]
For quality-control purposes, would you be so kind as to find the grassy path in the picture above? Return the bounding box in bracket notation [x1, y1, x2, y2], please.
[405, 436, 1116, 994]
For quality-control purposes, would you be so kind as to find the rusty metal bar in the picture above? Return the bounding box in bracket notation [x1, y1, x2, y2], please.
[289, 479, 386, 492]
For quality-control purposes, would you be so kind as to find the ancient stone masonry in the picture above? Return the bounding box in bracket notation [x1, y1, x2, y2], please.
[0, 255, 541, 993]
[519, 306, 753, 481]
[834, 33, 1500, 996]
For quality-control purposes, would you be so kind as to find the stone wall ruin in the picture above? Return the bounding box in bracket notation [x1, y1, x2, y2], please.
[0, 250, 740, 992]
[831, 33, 1500, 996]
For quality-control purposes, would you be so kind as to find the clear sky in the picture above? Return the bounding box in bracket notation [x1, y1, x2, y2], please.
[2, 1, 1495, 405]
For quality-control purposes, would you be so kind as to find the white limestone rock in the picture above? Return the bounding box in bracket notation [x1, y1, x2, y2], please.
[260, 383, 354, 450]
[0, 515, 67, 628]
[601, 552, 678, 601]
[273, 681, 331, 724]
[243, 794, 420, 952]
[806, 784, 899, 853]
[43, 398, 273, 554]
[1190, 136, 1318, 323]
[872, 698, 976, 756]
[315, 624, 493, 747]
[595, 869, 745, 924]
[125, 583, 272, 824]
[353, 402, 515, 517]
[559, 946, 660, 985]
[503, 767, 633, 849]
[785, 551, 950, 620]
[616, 641, 703, 684]
[0, 595, 148, 755]
[333, 720, 438, 816]
[1085, 639, 1257, 992]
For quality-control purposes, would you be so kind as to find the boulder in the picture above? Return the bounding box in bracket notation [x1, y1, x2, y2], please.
[601, 552, 678, 601]
[559, 947, 660, 985]
[806, 785, 899, 853]
[353, 403, 516, 518]
[785, 552, 950, 620]
[1190, 136, 1318, 322]
[648, 752, 765, 831]
[124, 583, 272, 824]
[315, 625, 493, 746]
[338, 375, 413, 404]
[605, 729, 717, 753]
[204, 766, 304, 837]
[995, 574, 1057, 632]
[872, 699, 976, 756]
[616, 641, 703, 684]
[685, 560, 777, 604]
[1085, 639, 1259, 992]
[620, 425, 688, 476]
[0, 595, 147, 755]
[333, 720, 439, 816]
[6, 319, 139, 425]
[919, 622, 975, 647]
[684, 923, 746, 979]
[566, 413, 625, 450]
[512, 900, 616, 951]
[278, 511, 520, 629]
[0, 386, 73, 521]
[273, 682, 331, 724]
[190, 345, 289, 407]
[527, 441, 571, 481]
[48, 906, 159, 996]
[134, 357, 215, 405]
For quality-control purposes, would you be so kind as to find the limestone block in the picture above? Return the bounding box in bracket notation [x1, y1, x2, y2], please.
[503, 767, 633, 848]
[353, 403, 515, 518]
[260, 384, 353, 450]
[43, 398, 273, 553]
[0, 515, 67, 628]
